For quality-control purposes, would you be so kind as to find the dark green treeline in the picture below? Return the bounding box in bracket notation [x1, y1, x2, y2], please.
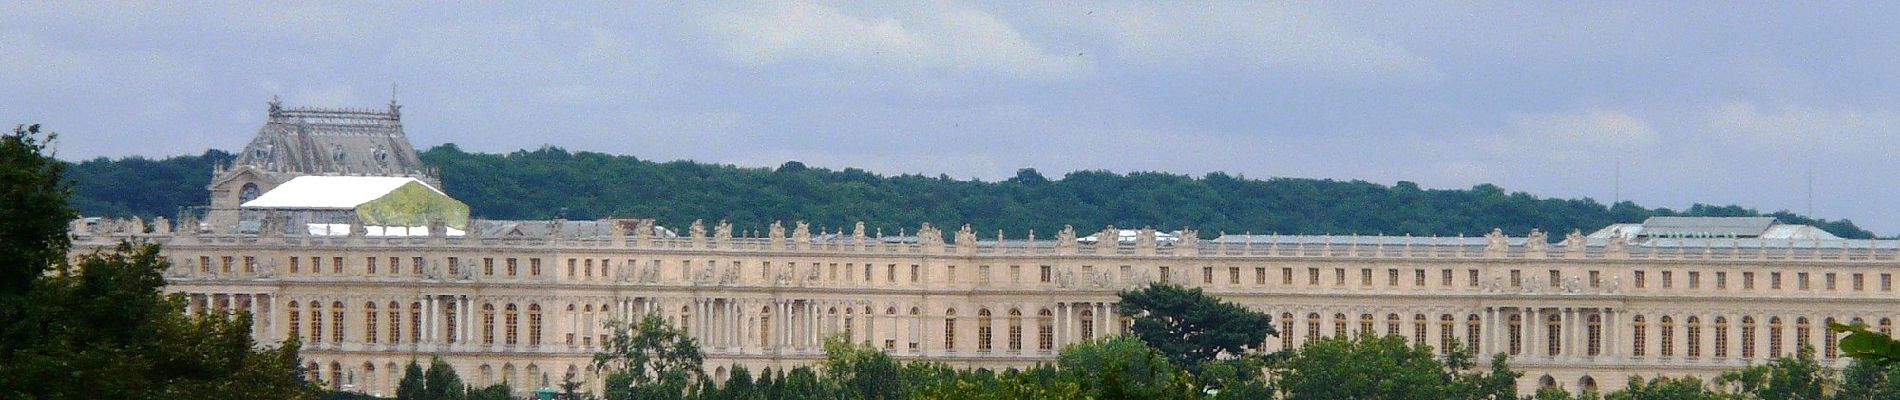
[63, 145, 1875, 239]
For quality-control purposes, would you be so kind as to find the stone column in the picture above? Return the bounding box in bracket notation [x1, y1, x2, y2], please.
[1526, 307, 1540, 359]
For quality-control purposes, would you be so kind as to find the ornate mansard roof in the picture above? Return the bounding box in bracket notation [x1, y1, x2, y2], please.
[232, 98, 427, 177]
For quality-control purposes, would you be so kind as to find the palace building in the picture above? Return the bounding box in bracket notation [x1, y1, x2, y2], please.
[69, 102, 1900, 396]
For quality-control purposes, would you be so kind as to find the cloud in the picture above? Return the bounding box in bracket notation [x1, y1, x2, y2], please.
[1703, 101, 1900, 153]
[701, 1, 1089, 81]
[1510, 109, 1658, 151]
[1071, 3, 1441, 84]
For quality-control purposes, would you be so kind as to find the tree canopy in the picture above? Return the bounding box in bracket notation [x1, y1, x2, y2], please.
[1116, 283, 1275, 370]
[60, 144, 1879, 239]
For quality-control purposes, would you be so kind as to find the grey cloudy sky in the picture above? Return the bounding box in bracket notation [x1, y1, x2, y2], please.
[7, 2, 1900, 233]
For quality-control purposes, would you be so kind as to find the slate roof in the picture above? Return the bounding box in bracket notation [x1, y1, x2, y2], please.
[233, 100, 427, 177]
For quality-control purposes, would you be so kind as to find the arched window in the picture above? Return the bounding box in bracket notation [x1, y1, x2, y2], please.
[1587, 314, 1602, 356]
[363, 362, 377, 395]
[1546, 314, 1561, 356]
[1796, 317, 1812, 355]
[1467, 314, 1483, 352]
[1770, 317, 1784, 357]
[1713, 317, 1729, 359]
[288, 302, 302, 340]
[1008, 308, 1024, 352]
[1882, 318, 1893, 336]
[1307, 313, 1322, 345]
[505, 304, 519, 345]
[977, 309, 993, 352]
[388, 301, 402, 344]
[1333, 313, 1348, 338]
[1280, 313, 1294, 350]
[944, 309, 958, 352]
[1038, 309, 1054, 351]
[1824, 317, 1838, 359]
[843, 308, 855, 343]
[1386, 313, 1401, 336]
[1359, 313, 1374, 336]
[1741, 316, 1757, 359]
[239, 182, 261, 204]
[305, 361, 319, 385]
[1631, 315, 1645, 357]
[1415, 314, 1429, 346]
[761, 306, 773, 348]
[310, 301, 324, 344]
[1442, 314, 1457, 354]
[331, 301, 344, 344]
[529, 304, 543, 346]
[1659, 316, 1675, 357]
[482, 303, 496, 344]
[1686, 316, 1702, 358]
[329, 361, 342, 390]
[365, 302, 379, 344]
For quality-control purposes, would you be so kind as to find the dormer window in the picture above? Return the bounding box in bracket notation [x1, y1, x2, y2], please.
[238, 183, 261, 203]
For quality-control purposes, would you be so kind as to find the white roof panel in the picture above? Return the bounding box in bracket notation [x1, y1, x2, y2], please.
[240, 176, 444, 209]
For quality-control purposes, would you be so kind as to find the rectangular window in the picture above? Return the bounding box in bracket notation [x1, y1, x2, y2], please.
[311, 257, 322, 274]
[1120, 265, 1131, 282]
[1884, 273, 1893, 291]
[389, 256, 400, 275]
[1257, 267, 1268, 285]
[568, 258, 577, 278]
[911, 265, 920, 283]
[1414, 269, 1425, 287]
[1387, 268, 1399, 286]
[1771, 272, 1783, 289]
[889, 264, 898, 283]
[1549, 270, 1561, 288]
[1361, 268, 1373, 286]
[864, 263, 873, 282]
[1335, 268, 1346, 286]
[1441, 269, 1452, 287]
[1230, 267, 1241, 285]
[199, 256, 212, 273]
[332, 257, 343, 274]
[1038, 265, 1052, 283]
[1590, 270, 1602, 288]
[1510, 270, 1522, 287]
[1203, 267, 1214, 284]
[412, 257, 424, 275]
[1010, 265, 1021, 283]
[1468, 269, 1479, 287]
[1634, 270, 1645, 289]
[1688, 271, 1700, 289]
[530, 258, 542, 276]
[1159, 266, 1171, 283]
[1661, 271, 1673, 289]
[366, 257, 377, 274]
[289, 257, 300, 273]
[1282, 267, 1294, 285]
[1826, 273, 1837, 291]
[483, 258, 494, 276]
[1715, 271, 1726, 289]
[221, 256, 233, 273]
[1743, 271, 1755, 290]
[1854, 273, 1865, 291]
[978, 265, 991, 284]
[506, 258, 518, 276]
[243, 256, 255, 273]
[1799, 272, 1810, 290]
[1308, 268, 1320, 285]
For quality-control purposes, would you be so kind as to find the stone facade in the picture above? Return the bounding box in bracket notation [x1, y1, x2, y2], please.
[73, 102, 1900, 396]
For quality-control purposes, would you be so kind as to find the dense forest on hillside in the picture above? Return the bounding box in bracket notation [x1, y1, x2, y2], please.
[64, 144, 1877, 239]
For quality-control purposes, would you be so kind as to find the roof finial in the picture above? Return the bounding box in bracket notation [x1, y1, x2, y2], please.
[268, 95, 283, 117]
[388, 83, 402, 119]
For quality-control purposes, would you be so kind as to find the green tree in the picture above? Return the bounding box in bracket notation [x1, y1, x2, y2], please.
[424, 356, 467, 400]
[1054, 336, 1201, 399]
[1716, 346, 1830, 400]
[398, 360, 427, 400]
[1276, 334, 1516, 400]
[0, 126, 316, 398]
[1832, 359, 1900, 400]
[822, 336, 907, 400]
[594, 314, 704, 400]
[1604, 376, 1724, 400]
[0, 124, 69, 296]
[1116, 283, 1274, 370]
